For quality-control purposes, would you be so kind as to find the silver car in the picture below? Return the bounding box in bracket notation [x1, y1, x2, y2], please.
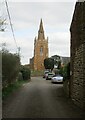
[46, 73, 54, 80]
[43, 71, 49, 78]
[51, 75, 63, 83]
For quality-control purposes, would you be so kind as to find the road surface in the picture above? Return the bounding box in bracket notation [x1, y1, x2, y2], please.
[3, 77, 84, 118]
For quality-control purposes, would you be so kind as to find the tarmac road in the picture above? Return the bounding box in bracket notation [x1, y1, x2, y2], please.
[3, 77, 84, 118]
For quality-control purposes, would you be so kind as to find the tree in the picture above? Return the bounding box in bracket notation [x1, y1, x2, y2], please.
[57, 60, 61, 69]
[44, 58, 54, 70]
[0, 17, 6, 32]
[51, 55, 61, 69]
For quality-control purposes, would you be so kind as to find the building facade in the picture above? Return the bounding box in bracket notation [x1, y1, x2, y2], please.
[70, 2, 85, 109]
[30, 19, 48, 71]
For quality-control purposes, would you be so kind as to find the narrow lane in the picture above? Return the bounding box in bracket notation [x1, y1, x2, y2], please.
[3, 77, 83, 118]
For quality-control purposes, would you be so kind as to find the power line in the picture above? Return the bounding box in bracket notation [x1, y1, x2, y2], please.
[5, 0, 18, 51]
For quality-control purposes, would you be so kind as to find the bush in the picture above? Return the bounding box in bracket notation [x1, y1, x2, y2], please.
[2, 49, 20, 88]
[18, 72, 23, 81]
[59, 62, 70, 80]
[62, 65, 68, 80]
[66, 62, 70, 79]
[20, 66, 31, 80]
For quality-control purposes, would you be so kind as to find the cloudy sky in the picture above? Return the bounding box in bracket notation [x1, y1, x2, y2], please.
[0, 0, 76, 65]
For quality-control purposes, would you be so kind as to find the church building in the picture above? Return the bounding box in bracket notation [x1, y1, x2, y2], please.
[30, 19, 48, 71]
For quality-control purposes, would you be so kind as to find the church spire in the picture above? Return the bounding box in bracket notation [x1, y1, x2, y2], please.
[38, 19, 45, 40]
[39, 18, 44, 32]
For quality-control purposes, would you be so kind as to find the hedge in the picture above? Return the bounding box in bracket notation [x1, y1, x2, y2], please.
[2, 49, 20, 88]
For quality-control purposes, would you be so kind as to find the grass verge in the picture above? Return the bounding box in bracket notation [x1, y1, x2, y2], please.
[2, 80, 29, 100]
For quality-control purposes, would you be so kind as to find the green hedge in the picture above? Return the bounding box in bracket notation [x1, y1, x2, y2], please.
[59, 62, 70, 80]
[20, 66, 31, 80]
[2, 49, 20, 88]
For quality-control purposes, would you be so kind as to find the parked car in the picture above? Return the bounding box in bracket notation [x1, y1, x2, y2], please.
[46, 72, 54, 80]
[43, 71, 49, 78]
[51, 74, 63, 83]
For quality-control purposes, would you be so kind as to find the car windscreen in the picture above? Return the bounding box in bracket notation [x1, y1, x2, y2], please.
[45, 72, 49, 74]
[48, 73, 54, 75]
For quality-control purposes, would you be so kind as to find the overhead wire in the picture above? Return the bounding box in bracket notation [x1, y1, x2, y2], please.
[5, 0, 19, 52]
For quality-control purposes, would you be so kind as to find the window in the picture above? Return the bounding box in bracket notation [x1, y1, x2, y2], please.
[40, 46, 43, 55]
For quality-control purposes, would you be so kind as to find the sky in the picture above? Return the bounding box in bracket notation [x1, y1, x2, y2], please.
[0, 0, 77, 65]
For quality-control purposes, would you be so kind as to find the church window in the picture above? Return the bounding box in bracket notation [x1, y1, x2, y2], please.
[40, 46, 43, 55]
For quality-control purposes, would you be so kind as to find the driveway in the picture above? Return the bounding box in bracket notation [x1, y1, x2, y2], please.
[3, 77, 84, 118]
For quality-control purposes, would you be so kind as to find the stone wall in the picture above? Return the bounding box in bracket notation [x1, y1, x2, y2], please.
[70, 2, 85, 109]
[71, 44, 84, 108]
[30, 57, 34, 70]
[83, 42, 85, 109]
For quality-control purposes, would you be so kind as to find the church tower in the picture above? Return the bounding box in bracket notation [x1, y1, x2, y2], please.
[33, 19, 48, 71]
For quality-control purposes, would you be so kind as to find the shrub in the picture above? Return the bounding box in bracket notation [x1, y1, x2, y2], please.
[66, 62, 70, 79]
[20, 66, 31, 80]
[2, 49, 20, 88]
[59, 62, 70, 80]
[18, 72, 23, 81]
[62, 65, 68, 80]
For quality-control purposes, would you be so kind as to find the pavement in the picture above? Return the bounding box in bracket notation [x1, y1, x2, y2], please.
[2, 77, 84, 118]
